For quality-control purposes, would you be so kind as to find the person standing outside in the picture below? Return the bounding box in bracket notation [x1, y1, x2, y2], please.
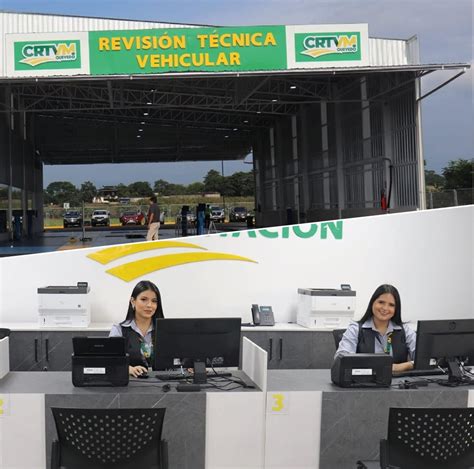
[146, 196, 161, 241]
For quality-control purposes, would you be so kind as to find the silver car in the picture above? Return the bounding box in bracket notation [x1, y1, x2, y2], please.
[210, 206, 225, 223]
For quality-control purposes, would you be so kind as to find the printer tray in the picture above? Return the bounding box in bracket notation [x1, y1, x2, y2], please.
[72, 355, 129, 387]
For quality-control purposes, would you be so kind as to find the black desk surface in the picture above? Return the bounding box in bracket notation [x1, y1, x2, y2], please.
[0, 370, 257, 393]
[1, 369, 472, 393]
[267, 369, 473, 392]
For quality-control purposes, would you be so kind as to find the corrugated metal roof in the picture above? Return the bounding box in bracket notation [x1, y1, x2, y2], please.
[0, 11, 465, 76]
[0, 11, 198, 78]
[369, 38, 411, 66]
[0, 11, 194, 33]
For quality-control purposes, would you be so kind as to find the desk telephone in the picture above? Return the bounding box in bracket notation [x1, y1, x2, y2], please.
[251, 304, 275, 326]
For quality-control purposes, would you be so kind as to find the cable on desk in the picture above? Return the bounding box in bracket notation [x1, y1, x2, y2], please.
[127, 381, 170, 389]
[202, 381, 243, 392]
[207, 364, 251, 388]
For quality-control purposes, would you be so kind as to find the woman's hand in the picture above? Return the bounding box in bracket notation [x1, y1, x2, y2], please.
[129, 365, 148, 377]
[392, 361, 414, 373]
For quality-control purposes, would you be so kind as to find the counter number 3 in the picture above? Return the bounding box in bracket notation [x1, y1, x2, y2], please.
[268, 392, 289, 414]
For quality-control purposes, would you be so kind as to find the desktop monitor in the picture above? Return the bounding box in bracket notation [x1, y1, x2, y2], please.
[415, 319, 474, 383]
[153, 318, 241, 383]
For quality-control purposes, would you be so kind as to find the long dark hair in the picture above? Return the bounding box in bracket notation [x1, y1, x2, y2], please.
[120, 280, 164, 324]
[358, 284, 402, 326]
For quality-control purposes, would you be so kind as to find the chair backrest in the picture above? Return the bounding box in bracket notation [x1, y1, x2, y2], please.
[0, 328, 10, 340]
[385, 407, 473, 468]
[332, 329, 346, 349]
[51, 407, 166, 469]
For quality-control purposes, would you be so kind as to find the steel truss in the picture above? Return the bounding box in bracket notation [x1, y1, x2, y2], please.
[0, 68, 456, 165]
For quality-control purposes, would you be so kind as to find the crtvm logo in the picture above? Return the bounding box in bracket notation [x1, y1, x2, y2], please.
[301, 34, 358, 58]
[20, 42, 77, 67]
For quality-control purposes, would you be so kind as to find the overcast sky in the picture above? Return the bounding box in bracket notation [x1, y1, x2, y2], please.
[3, 0, 472, 187]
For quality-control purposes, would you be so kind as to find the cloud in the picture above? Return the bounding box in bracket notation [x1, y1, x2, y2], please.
[11, 0, 474, 179]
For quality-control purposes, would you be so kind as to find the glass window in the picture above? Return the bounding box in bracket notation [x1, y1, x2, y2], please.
[11, 187, 22, 210]
[0, 183, 7, 233]
[0, 184, 7, 210]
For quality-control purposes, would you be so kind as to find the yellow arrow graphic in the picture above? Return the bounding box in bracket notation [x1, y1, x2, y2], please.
[301, 48, 334, 58]
[20, 56, 55, 66]
[106, 252, 258, 282]
[87, 241, 208, 265]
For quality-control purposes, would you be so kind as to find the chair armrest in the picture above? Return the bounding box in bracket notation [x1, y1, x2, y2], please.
[380, 439, 401, 469]
[380, 439, 388, 468]
[159, 439, 169, 469]
[51, 440, 60, 469]
[356, 462, 380, 469]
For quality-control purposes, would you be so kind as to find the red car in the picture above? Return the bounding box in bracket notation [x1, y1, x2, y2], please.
[119, 210, 144, 226]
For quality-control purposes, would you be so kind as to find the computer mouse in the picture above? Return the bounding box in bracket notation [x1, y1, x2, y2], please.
[162, 384, 171, 392]
[137, 373, 149, 379]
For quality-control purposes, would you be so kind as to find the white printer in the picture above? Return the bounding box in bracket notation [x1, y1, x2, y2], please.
[38, 282, 91, 327]
[297, 285, 356, 329]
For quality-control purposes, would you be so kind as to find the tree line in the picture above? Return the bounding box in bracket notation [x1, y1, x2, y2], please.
[425, 159, 472, 191]
[43, 169, 255, 205]
[42, 159, 472, 206]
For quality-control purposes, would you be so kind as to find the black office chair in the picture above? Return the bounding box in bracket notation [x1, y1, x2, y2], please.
[357, 407, 474, 469]
[332, 328, 346, 349]
[0, 328, 10, 340]
[51, 407, 168, 469]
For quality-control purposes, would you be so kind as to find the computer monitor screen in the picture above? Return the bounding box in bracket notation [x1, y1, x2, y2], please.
[153, 318, 241, 377]
[415, 319, 474, 381]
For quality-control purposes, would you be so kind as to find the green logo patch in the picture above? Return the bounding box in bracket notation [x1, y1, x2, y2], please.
[14, 40, 81, 70]
[295, 32, 361, 62]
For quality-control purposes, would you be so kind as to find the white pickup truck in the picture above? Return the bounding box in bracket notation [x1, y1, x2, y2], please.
[91, 210, 110, 227]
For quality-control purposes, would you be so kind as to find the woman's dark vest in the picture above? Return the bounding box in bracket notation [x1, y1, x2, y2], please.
[356, 323, 409, 364]
[120, 325, 152, 367]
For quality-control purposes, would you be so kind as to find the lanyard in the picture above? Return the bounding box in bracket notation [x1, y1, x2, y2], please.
[376, 332, 393, 354]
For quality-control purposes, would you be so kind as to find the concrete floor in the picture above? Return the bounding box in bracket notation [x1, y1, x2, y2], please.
[0, 222, 246, 257]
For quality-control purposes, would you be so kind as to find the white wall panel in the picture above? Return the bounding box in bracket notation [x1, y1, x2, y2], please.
[468, 391, 474, 408]
[206, 393, 265, 469]
[0, 206, 472, 327]
[265, 391, 322, 469]
[0, 393, 46, 469]
[0, 338, 9, 379]
[242, 337, 268, 393]
[369, 38, 410, 66]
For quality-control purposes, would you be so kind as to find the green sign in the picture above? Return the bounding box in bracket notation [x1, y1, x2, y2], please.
[294, 31, 361, 62]
[89, 26, 287, 75]
[14, 40, 81, 70]
[220, 221, 343, 240]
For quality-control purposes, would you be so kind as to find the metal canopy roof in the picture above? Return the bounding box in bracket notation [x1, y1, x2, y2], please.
[4, 62, 469, 166]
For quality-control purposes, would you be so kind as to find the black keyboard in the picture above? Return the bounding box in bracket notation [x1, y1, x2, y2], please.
[156, 370, 232, 381]
[156, 371, 192, 381]
[393, 369, 446, 378]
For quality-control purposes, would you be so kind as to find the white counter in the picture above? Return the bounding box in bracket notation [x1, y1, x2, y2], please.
[0, 322, 336, 332]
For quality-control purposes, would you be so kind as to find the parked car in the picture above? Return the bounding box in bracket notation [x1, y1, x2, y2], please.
[63, 211, 82, 228]
[176, 209, 196, 225]
[91, 210, 110, 227]
[119, 210, 144, 226]
[145, 210, 166, 225]
[210, 206, 225, 223]
[229, 206, 248, 222]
